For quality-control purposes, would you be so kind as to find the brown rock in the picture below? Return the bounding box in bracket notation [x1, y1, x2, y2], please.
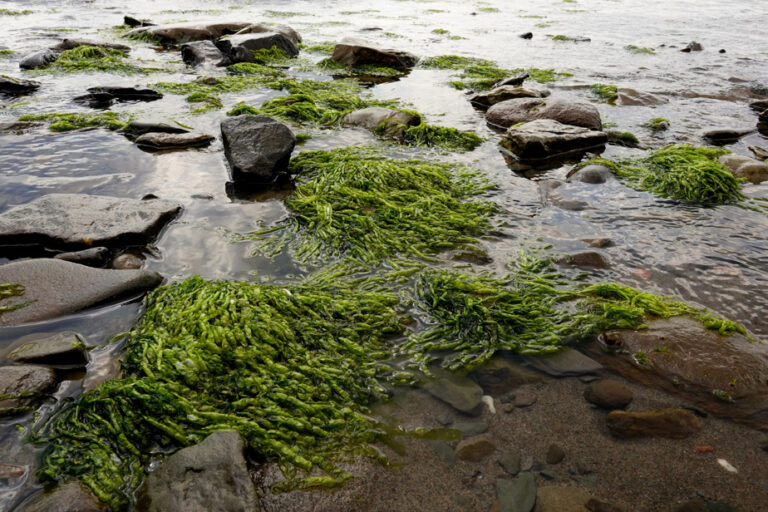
[135, 132, 215, 150]
[126, 22, 252, 44]
[469, 86, 545, 110]
[111, 253, 143, 269]
[672, 499, 709, 512]
[0, 364, 58, 415]
[514, 390, 538, 408]
[21, 481, 107, 512]
[545, 444, 565, 464]
[332, 37, 417, 70]
[455, 434, 496, 462]
[487, 97, 603, 131]
[342, 107, 420, 139]
[470, 357, 543, 395]
[534, 486, 592, 512]
[606, 408, 703, 439]
[557, 251, 610, 269]
[584, 380, 634, 409]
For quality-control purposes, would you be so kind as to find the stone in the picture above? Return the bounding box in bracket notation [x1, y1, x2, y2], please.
[514, 390, 538, 408]
[8, 331, 88, 367]
[566, 165, 614, 184]
[111, 253, 143, 269]
[342, 107, 421, 139]
[519, 32, 533, 40]
[471, 357, 543, 395]
[0, 364, 57, 415]
[220, 115, 296, 184]
[500, 120, 607, 163]
[681, 41, 703, 52]
[123, 16, 154, 28]
[124, 121, 189, 137]
[50, 39, 131, 53]
[0, 75, 41, 96]
[137, 431, 258, 512]
[497, 473, 537, 512]
[453, 420, 489, 437]
[606, 408, 703, 439]
[703, 128, 755, 145]
[749, 100, 768, 113]
[0, 121, 43, 134]
[217, 32, 300, 61]
[469, 86, 545, 110]
[496, 72, 529, 87]
[585, 498, 626, 512]
[127, 21, 252, 44]
[181, 40, 230, 67]
[0, 194, 181, 251]
[718, 154, 768, 184]
[748, 145, 768, 160]
[54, 247, 110, 267]
[19, 50, 59, 70]
[135, 132, 215, 151]
[235, 23, 302, 45]
[672, 499, 709, 512]
[583, 379, 634, 409]
[534, 486, 592, 512]
[615, 88, 668, 106]
[523, 348, 602, 377]
[21, 480, 107, 512]
[545, 444, 565, 465]
[759, 110, 768, 136]
[557, 251, 610, 269]
[455, 434, 496, 462]
[424, 368, 484, 415]
[427, 440, 456, 463]
[74, 86, 163, 108]
[487, 97, 603, 131]
[498, 451, 521, 475]
[331, 37, 417, 70]
[581, 238, 611, 248]
[0, 259, 163, 326]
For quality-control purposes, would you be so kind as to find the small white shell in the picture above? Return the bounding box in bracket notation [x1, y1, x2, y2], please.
[482, 395, 496, 414]
[717, 458, 738, 473]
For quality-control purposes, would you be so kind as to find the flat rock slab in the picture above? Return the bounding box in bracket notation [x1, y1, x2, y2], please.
[127, 21, 252, 43]
[50, 39, 131, 53]
[0, 259, 162, 326]
[137, 430, 258, 512]
[0, 75, 41, 95]
[501, 119, 607, 162]
[498, 472, 537, 512]
[21, 480, 106, 512]
[0, 364, 57, 415]
[135, 132, 215, 150]
[719, 154, 768, 184]
[181, 40, 230, 67]
[424, 367, 484, 415]
[220, 115, 295, 184]
[124, 121, 189, 137]
[0, 194, 181, 251]
[522, 348, 602, 377]
[487, 97, 602, 131]
[469, 86, 544, 110]
[332, 37, 417, 70]
[606, 408, 703, 439]
[8, 331, 88, 367]
[74, 86, 162, 108]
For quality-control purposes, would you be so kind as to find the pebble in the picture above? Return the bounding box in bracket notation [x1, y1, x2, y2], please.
[503, 404, 516, 414]
[455, 434, 496, 462]
[545, 444, 565, 464]
[497, 451, 521, 476]
[514, 391, 537, 408]
[583, 379, 634, 409]
[111, 253, 143, 270]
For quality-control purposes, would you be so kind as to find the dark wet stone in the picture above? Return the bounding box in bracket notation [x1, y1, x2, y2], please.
[21, 480, 107, 512]
[522, 348, 602, 377]
[566, 164, 614, 184]
[500, 120, 607, 163]
[672, 499, 709, 512]
[221, 115, 296, 184]
[0, 259, 163, 326]
[0, 193, 181, 251]
[124, 15, 155, 28]
[217, 32, 299, 61]
[749, 100, 768, 113]
[342, 107, 421, 139]
[545, 444, 565, 465]
[110, 253, 143, 270]
[607, 408, 703, 439]
[453, 420, 489, 437]
[424, 368, 484, 415]
[8, 331, 88, 368]
[584, 379, 634, 409]
[557, 251, 610, 269]
[0, 364, 57, 415]
[331, 37, 417, 70]
[0, 75, 41, 95]
[0, 121, 43, 134]
[703, 128, 755, 145]
[497, 473, 536, 512]
[135, 132, 215, 151]
[496, 72, 529, 87]
[470, 86, 545, 110]
[519, 32, 533, 39]
[127, 22, 252, 44]
[455, 434, 496, 462]
[615, 88, 668, 106]
[535, 486, 593, 512]
[54, 247, 110, 267]
[124, 121, 189, 136]
[681, 41, 703, 52]
[581, 237, 611, 248]
[19, 49, 58, 70]
[235, 23, 302, 45]
[181, 40, 230, 67]
[498, 451, 521, 475]
[471, 357, 543, 395]
[487, 97, 602, 131]
[137, 431, 258, 512]
[50, 39, 131, 53]
[586, 498, 627, 512]
[75, 86, 163, 108]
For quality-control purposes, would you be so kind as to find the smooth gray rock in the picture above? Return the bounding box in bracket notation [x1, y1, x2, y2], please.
[137, 430, 258, 512]
[181, 40, 230, 66]
[127, 21, 252, 43]
[124, 15, 155, 28]
[500, 119, 607, 162]
[522, 348, 602, 377]
[8, 331, 88, 367]
[498, 451, 521, 476]
[487, 97, 602, 131]
[220, 115, 296, 184]
[498, 472, 537, 512]
[470, 86, 545, 110]
[453, 420, 489, 437]
[557, 251, 610, 269]
[703, 128, 755, 145]
[332, 37, 417, 70]
[0, 259, 163, 325]
[719, 154, 768, 184]
[135, 131, 215, 150]
[0, 194, 181, 250]
[0, 364, 57, 415]
[342, 107, 421, 139]
[566, 164, 614, 184]
[235, 23, 301, 44]
[50, 39, 131, 53]
[54, 247, 110, 267]
[20, 481, 106, 512]
[19, 50, 58, 70]
[424, 368, 484, 415]
[0, 75, 41, 95]
[217, 32, 299, 60]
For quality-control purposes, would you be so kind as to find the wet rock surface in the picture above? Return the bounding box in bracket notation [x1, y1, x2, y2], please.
[469, 86, 545, 110]
[19, 49, 58, 70]
[7, 331, 88, 367]
[20, 480, 107, 512]
[557, 251, 610, 269]
[135, 131, 215, 150]
[718, 154, 768, 184]
[471, 357, 543, 396]
[124, 121, 189, 136]
[53, 247, 111, 267]
[534, 486, 593, 512]
[0, 364, 57, 415]
[500, 119, 607, 162]
[74, 86, 163, 108]
[235, 23, 301, 45]
[342, 107, 420, 139]
[217, 32, 299, 60]
[606, 408, 703, 439]
[0, 75, 41, 95]
[703, 128, 755, 145]
[221, 115, 296, 184]
[127, 21, 252, 43]
[487, 97, 603, 131]
[0, 259, 162, 325]
[583, 380, 634, 409]
[332, 37, 417, 69]
[424, 368, 484, 415]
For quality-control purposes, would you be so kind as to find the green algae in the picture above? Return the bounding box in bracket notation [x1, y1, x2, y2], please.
[248, 47, 294, 66]
[40, 46, 141, 74]
[242, 147, 497, 264]
[624, 44, 655, 55]
[302, 43, 336, 55]
[225, 62, 287, 77]
[186, 92, 222, 113]
[420, 55, 570, 90]
[645, 117, 670, 132]
[606, 131, 639, 147]
[0, 49, 14, 58]
[401, 123, 484, 152]
[18, 112, 132, 132]
[590, 83, 618, 103]
[0, 283, 30, 317]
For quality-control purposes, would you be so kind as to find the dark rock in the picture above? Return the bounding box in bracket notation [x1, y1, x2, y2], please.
[0, 364, 57, 415]
[0, 121, 43, 134]
[607, 408, 703, 439]
[124, 121, 189, 136]
[707, 502, 741, 512]
[519, 32, 533, 39]
[759, 433, 768, 451]
[496, 72, 529, 88]
[749, 100, 768, 113]
[424, 368, 484, 415]
[581, 237, 611, 248]
[545, 444, 565, 465]
[50, 39, 131, 53]
[534, 486, 593, 512]
[557, 251, 610, 269]
[497, 473, 536, 512]
[514, 390, 538, 408]
[487, 97, 602, 131]
[586, 498, 627, 512]
[566, 164, 614, 184]
[220, 115, 296, 184]
[427, 440, 456, 463]
[0, 259, 163, 325]
[217, 32, 299, 61]
[584, 379, 634, 409]
[719, 154, 768, 184]
[8, 331, 88, 368]
[181, 40, 230, 67]
[74, 86, 163, 108]
[454, 420, 489, 437]
[137, 431, 258, 512]
[470, 86, 545, 110]
[135, 131, 215, 151]
[672, 499, 709, 512]
[0, 75, 41, 96]
[719, 49, 726, 53]
[342, 107, 421, 139]
[538, 470, 557, 480]
[615, 88, 668, 106]
[522, 348, 602, 377]
[110, 253, 143, 269]
[21, 480, 107, 512]
[703, 128, 755, 145]
[19, 50, 59, 70]
[54, 247, 110, 267]
[455, 434, 496, 461]
[127, 22, 252, 44]
[500, 119, 607, 163]
[0, 194, 181, 251]
[681, 41, 703, 52]
[235, 23, 301, 45]
[124, 16, 155, 28]
[498, 451, 521, 475]
[332, 37, 417, 70]
[471, 357, 543, 395]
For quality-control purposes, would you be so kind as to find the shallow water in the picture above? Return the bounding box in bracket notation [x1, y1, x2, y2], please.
[0, 0, 767, 509]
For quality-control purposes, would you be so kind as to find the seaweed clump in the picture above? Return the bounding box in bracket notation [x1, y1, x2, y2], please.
[0, 283, 30, 317]
[244, 147, 497, 264]
[590, 83, 618, 103]
[625, 45, 656, 55]
[419, 55, 571, 90]
[18, 112, 132, 132]
[400, 123, 484, 152]
[37, 277, 405, 509]
[41, 46, 141, 74]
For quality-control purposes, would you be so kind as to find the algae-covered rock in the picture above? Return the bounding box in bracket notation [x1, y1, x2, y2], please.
[487, 97, 602, 131]
[332, 37, 417, 70]
[220, 115, 296, 184]
[181, 40, 230, 67]
[8, 331, 88, 367]
[217, 32, 299, 60]
[342, 107, 421, 139]
[127, 21, 252, 44]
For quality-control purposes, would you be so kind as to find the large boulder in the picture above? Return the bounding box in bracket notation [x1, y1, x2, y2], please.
[487, 97, 602, 131]
[220, 115, 296, 184]
[135, 132, 215, 151]
[137, 430, 258, 512]
[19, 480, 106, 512]
[127, 21, 252, 44]
[469, 86, 545, 110]
[181, 40, 230, 67]
[8, 331, 88, 368]
[0, 259, 163, 325]
[342, 107, 421, 139]
[500, 119, 607, 162]
[0, 364, 57, 415]
[0, 75, 41, 96]
[235, 23, 301, 45]
[606, 408, 703, 439]
[331, 37, 417, 70]
[0, 194, 181, 251]
[719, 154, 768, 184]
[19, 49, 59, 70]
[216, 32, 299, 60]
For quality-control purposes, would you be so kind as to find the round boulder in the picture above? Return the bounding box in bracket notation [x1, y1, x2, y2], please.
[584, 379, 634, 409]
[487, 97, 602, 131]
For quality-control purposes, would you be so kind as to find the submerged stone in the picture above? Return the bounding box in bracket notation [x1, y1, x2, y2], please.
[74, 86, 163, 108]
[20, 480, 106, 512]
[8, 331, 88, 368]
[470, 356, 543, 396]
[557, 251, 611, 269]
[498, 472, 537, 512]
[606, 408, 702, 439]
[0, 75, 41, 95]
[0, 364, 57, 415]
[534, 486, 593, 512]
[220, 115, 296, 184]
[332, 37, 417, 70]
[135, 131, 215, 151]
[127, 21, 252, 44]
[124, 121, 189, 136]
[487, 97, 602, 131]
[584, 379, 634, 410]
[455, 433, 496, 461]
[703, 128, 755, 145]
[501, 119, 607, 163]
[566, 164, 614, 184]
